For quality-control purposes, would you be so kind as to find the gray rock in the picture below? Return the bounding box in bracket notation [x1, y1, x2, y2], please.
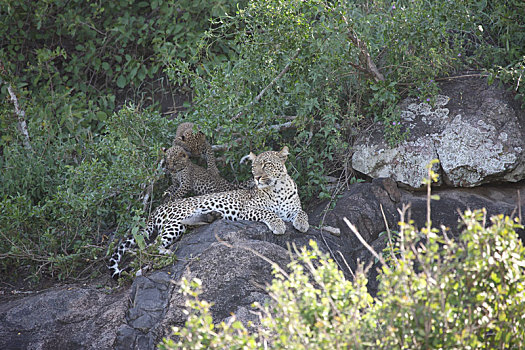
[112, 219, 346, 348]
[351, 77, 525, 188]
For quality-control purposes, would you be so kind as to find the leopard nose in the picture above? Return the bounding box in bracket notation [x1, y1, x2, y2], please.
[254, 176, 261, 182]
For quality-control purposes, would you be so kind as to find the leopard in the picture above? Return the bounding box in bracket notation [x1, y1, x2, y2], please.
[173, 122, 219, 176]
[108, 146, 309, 278]
[162, 144, 237, 202]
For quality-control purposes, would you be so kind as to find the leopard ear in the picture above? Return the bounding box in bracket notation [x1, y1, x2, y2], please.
[161, 147, 168, 153]
[240, 152, 257, 164]
[278, 146, 289, 162]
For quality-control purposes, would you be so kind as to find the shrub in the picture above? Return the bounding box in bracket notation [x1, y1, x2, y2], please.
[0, 0, 244, 110]
[0, 105, 176, 279]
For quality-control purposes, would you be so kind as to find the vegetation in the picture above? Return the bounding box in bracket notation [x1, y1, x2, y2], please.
[1, 0, 524, 281]
[162, 212, 525, 349]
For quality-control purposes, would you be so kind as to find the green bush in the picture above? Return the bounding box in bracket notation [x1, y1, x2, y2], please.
[162, 210, 525, 349]
[0, 0, 244, 109]
[0, 0, 246, 279]
[1, 0, 523, 282]
[0, 105, 176, 279]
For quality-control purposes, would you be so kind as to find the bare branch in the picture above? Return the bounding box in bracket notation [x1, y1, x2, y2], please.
[141, 158, 165, 212]
[212, 116, 340, 152]
[2, 80, 33, 151]
[211, 138, 242, 152]
[319, 225, 341, 237]
[211, 120, 296, 152]
[343, 217, 388, 268]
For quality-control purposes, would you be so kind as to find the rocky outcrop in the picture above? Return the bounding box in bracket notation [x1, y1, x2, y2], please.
[352, 76, 525, 188]
[1, 178, 523, 350]
[1, 218, 343, 349]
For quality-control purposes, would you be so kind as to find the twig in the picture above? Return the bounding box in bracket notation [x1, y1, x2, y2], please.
[232, 48, 301, 121]
[268, 121, 294, 131]
[2, 80, 33, 151]
[318, 227, 345, 273]
[337, 251, 355, 279]
[319, 225, 341, 236]
[434, 73, 489, 81]
[141, 158, 164, 212]
[518, 189, 522, 225]
[211, 138, 242, 152]
[343, 217, 388, 268]
[211, 120, 296, 152]
[380, 204, 398, 263]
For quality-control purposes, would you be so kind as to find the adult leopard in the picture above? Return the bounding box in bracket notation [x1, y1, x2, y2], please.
[108, 146, 309, 278]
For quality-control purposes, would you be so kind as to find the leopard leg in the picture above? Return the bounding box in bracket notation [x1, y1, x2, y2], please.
[204, 142, 220, 176]
[238, 208, 286, 235]
[164, 169, 191, 201]
[158, 223, 186, 254]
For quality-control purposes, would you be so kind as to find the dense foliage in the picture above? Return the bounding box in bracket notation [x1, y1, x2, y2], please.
[1, 0, 524, 279]
[0, 0, 243, 279]
[162, 211, 525, 349]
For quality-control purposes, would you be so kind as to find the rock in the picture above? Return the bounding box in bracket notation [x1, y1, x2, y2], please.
[400, 182, 525, 237]
[351, 76, 525, 188]
[310, 178, 525, 294]
[310, 178, 401, 245]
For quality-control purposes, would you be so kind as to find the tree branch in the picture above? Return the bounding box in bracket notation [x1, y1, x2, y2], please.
[342, 15, 384, 83]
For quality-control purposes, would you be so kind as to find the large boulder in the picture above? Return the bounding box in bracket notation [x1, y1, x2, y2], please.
[1, 219, 343, 350]
[352, 76, 525, 188]
[310, 179, 525, 293]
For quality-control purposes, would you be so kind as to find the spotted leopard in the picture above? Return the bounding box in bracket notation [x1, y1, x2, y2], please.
[162, 145, 236, 202]
[108, 146, 309, 278]
[173, 122, 219, 176]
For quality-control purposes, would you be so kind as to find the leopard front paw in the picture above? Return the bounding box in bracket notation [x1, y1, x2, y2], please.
[293, 212, 309, 233]
[269, 219, 286, 235]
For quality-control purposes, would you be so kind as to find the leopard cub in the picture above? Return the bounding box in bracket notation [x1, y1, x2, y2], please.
[173, 122, 219, 176]
[162, 145, 236, 201]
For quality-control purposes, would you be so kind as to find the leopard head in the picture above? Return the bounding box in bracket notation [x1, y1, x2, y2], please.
[173, 122, 207, 156]
[246, 146, 289, 189]
[162, 145, 191, 173]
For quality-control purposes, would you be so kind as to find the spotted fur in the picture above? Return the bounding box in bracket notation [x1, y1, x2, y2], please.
[173, 122, 219, 176]
[108, 146, 309, 278]
[162, 145, 236, 202]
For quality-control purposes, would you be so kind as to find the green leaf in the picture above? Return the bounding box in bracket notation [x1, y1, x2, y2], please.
[116, 75, 127, 88]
